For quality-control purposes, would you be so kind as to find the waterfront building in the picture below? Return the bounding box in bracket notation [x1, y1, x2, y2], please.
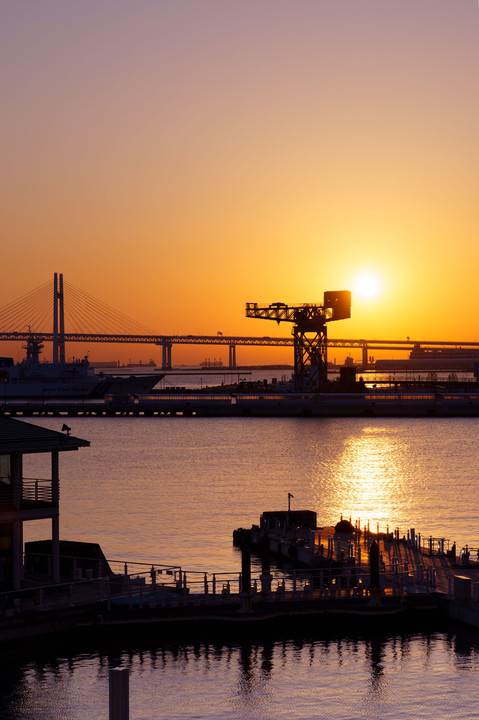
[0, 416, 89, 590]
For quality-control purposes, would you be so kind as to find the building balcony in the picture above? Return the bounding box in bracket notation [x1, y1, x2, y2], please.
[0, 477, 55, 509]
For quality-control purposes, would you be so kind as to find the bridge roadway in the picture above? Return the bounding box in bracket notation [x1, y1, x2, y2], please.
[2, 331, 479, 369]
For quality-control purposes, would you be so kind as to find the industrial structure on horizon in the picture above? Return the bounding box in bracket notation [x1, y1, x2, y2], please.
[245, 292, 351, 391]
[2, 275, 479, 376]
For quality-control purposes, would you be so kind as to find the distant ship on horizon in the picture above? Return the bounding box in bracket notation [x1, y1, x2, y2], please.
[375, 345, 479, 372]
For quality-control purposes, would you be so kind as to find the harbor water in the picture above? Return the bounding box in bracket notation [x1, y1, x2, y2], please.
[3, 413, 479, 719]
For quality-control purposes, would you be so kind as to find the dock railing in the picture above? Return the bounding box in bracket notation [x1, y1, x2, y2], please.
[0, 549, 450, 623]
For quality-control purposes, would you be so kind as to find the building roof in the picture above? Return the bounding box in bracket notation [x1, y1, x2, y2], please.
[0, 416, 90, 453]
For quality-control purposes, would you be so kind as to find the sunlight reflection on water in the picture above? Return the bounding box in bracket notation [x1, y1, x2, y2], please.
[328, 426, 408, 529]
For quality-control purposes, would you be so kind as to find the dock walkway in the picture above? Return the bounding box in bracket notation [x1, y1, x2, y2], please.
[281, 523, 473, 597]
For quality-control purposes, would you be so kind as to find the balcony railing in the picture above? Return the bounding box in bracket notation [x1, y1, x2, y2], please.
[22, 478, 53, 503]
[0, 478, 54, 505]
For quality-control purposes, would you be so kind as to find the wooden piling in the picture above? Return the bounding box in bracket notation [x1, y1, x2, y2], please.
[109, 667, 129, 720]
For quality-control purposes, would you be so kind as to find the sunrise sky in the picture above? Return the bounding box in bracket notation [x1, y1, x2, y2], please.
[2, 1, 478, 364]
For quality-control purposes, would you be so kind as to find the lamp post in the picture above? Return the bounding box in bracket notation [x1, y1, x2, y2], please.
[288, 492, 294, 513]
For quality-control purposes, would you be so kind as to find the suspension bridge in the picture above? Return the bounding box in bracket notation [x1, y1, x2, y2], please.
[1, 275, 479, 369]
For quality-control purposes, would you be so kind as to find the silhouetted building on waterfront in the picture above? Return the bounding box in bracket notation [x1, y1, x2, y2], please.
[0, 416, 89, 590]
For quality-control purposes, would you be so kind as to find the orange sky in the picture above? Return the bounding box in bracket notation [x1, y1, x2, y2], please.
[2, 1, 478, 365]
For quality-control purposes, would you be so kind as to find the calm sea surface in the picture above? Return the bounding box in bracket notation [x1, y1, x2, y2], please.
[3, 411, 479, 719]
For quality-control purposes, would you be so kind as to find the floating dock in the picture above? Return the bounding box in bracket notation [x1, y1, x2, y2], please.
[3, 515, 479, 646]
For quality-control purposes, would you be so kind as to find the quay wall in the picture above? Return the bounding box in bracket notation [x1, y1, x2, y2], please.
[3, 391, 479, 417]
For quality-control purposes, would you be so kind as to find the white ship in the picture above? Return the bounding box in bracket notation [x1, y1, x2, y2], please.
[0, 336, 161, 399]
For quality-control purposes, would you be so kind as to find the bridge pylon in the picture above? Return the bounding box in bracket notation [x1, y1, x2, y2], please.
[52, 272, 66, 364]
[162, 341, 172, 370]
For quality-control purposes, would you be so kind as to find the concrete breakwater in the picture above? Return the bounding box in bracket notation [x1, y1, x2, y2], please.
[3, 388, 479, 417]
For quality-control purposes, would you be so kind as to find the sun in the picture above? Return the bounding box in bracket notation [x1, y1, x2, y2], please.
[354, 273, 381, 300]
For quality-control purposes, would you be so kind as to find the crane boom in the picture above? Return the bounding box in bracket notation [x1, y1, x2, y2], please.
[245, 291, 351, 391]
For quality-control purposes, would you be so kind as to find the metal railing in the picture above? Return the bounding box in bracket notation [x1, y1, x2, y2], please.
[0, 547, 443, 623]
[0, 564, 439, 621]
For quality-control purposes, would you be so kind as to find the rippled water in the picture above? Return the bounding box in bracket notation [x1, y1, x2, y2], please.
[22, 416, 479, 566]
[5, 629, 479, 720]
[3, 414, 479, 718]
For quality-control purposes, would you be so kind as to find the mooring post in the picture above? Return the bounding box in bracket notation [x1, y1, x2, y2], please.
[109, 667, 129, 720]
[368, 539, 382, 607]
[239, 530, 253, 613]
[260, 531, 273, 598]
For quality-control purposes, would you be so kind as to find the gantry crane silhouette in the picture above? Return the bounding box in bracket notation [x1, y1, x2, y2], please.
[246, 291, 351, 391]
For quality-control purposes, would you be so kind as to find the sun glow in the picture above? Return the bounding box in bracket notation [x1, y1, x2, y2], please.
[354, 273, 381, 300]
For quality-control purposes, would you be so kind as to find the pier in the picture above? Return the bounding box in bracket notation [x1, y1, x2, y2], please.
[2, 520, 479, 646]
